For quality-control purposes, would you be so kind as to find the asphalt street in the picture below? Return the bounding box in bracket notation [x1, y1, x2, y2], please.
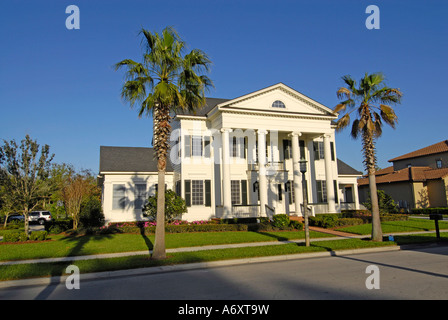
[1, 244, 447, 301]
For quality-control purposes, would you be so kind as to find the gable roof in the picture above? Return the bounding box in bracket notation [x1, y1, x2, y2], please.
[174, 97, 229, 117]
[174, 83, 338, 118]
[388, 140, 448, 162]
[99, 146, 173, 173]
[337, 159, 363, 176]
[357, 166, 448, 186]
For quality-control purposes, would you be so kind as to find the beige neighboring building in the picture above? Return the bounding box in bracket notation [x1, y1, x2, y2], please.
[358, 140, 448, 210]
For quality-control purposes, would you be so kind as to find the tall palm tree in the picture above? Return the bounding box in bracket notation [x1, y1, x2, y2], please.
[334, 73, 402, 242]
[115, 27, 213, 259]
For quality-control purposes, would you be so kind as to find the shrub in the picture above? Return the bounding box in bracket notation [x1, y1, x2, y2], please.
[289, 220, 304, 230]
[29, 231, 48, 241]
[143, 189, 187, 222]
[80, 196, 104, 228]
[3, 231, 28, 242]
[309, 214, 339, 228]
[363, 190, 398, 214]
[272, 214, 290, 229]
[46, 219, 73, 234]
[410, 207, 448, 215]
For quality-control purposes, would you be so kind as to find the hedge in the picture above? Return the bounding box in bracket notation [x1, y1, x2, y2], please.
[410, 207, 448, 215]
[309, 212, 409, 229]
[3, 232, 28, 242]
[2, 230, 48, 242]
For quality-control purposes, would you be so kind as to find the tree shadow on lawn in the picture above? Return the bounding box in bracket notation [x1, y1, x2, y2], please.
[34, 231, 114, 300]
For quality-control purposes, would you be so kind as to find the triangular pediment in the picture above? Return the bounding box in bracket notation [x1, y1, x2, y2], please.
[216, 83, 337, 117]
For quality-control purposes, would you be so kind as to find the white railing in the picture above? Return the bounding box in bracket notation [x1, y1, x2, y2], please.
[247, 161, 286, 172]
[232, 205, 260, 217]
[339, 202, 357, 211]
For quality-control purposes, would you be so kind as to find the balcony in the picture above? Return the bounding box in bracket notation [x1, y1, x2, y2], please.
[247, 161, 286, 173]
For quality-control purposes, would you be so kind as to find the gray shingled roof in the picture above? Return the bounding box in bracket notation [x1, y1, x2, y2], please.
[99, 146, 173, 173]
[337, 159, 363, 175]
[174, 97, 229, 116]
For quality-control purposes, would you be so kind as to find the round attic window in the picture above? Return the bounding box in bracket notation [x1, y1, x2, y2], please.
[272, 100, 286, 108]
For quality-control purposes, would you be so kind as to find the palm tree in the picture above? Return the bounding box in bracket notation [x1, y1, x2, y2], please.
[334, 73, 402, 241]
[115, 27, 213, 259]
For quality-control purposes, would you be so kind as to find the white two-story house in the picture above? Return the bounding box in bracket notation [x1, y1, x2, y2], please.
[99, 83, 362, 223]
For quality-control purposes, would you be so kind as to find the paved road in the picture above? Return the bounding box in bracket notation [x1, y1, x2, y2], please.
[1, 244, 447, 301]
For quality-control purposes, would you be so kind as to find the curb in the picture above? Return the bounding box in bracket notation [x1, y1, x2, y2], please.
[0, 244, 405, 289]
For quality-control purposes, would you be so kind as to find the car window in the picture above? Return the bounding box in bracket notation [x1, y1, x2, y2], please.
[42, 212, 50, 215]
[30, 212, 39, 217]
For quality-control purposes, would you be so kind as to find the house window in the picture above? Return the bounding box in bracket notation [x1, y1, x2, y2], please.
[231, 180, 241, 205]
[112, 184, 126, 210]
[272, 100, 286, 108]
[134, 184, 147, 209]
[283, 140, 292, 159]
[230, 136, 246, 158]
[313, 141, 335, 161]
[286, 181, 295, 204]
[192, 136, 203, 157]
[284, 139, 306, 160]
[191, 180, 204, 205]
[436, 159, 442, 169]
[184, 135, 211, 158]
[316, 180, 327, 203]
[184, 180, 211, 207]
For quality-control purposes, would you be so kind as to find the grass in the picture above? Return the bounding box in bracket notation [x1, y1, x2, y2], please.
[1, 218, 447, 282]
[1, 233, 446, 281]
[338, 218, 448, 235]
[0, 230, 329, 262]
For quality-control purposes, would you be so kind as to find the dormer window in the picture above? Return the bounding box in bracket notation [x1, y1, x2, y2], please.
[272, 100, 286, 108]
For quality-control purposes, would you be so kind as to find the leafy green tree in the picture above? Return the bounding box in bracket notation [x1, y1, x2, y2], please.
[143, 189, 187, 222]
[334, 73, 402, 241]
[363, 190, 398, 214]
[115, 26, 213, 259]
[0, 135, 54, 235]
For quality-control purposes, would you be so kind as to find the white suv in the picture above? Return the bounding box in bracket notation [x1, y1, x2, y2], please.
[29, 211, 53, 225]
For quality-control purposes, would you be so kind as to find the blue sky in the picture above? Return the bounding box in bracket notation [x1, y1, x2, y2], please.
[1, 0, 447, 174]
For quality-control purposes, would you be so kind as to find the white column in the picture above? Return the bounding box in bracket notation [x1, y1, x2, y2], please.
[221, 128, 232, 217]
[323, 134, 336, 212]
[289, 132, 302, 215]
[353, 183, 360, 210]
[257, 129, 268, 216]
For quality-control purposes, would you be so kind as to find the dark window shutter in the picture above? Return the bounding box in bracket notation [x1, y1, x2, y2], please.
[185, 180, 191, 207]
[205, 180, 211, 207]
[241, 180, 247, 205]
[330, 142, 335, 161]
[313, 141, 319, 160]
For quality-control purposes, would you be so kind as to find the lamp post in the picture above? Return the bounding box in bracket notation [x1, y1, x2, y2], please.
[299, 160, 310, 246]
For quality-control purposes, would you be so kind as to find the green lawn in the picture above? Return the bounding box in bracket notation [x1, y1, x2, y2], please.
[338, 218, 448, 235]
[0, 230, 329, 262]
[0, 237, 396, 281]
[1, 219, 447, 282]
[1, 233, 446, 281]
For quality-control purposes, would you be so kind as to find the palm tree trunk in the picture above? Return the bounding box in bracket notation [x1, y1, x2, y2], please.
[151, 104, 171, 260]
[363, 132, 383, 242]
[152, 166, 166, 260]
